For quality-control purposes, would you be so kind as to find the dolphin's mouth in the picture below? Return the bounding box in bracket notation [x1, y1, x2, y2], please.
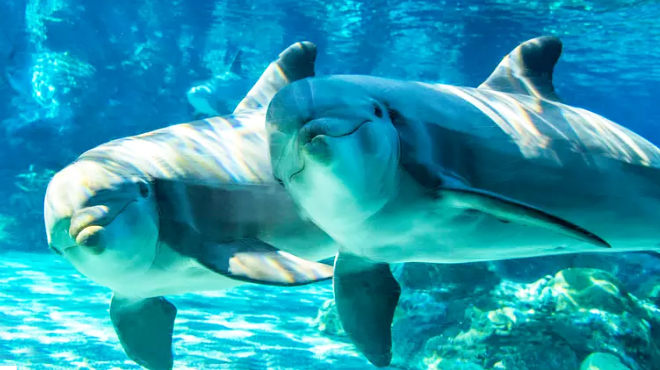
[67, 200, 136, 255]
[275, 118, 372, 184]
[69, 200, 134, 239]
[285, 119, 370, 183]
[288, 162, 306, 182]
[298, 119, 370, 145]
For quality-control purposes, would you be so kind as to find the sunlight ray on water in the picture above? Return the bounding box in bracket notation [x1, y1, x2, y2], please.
[0, 252, 366, 370]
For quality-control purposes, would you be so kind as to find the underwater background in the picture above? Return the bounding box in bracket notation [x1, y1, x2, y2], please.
[1, 0, 660, 369]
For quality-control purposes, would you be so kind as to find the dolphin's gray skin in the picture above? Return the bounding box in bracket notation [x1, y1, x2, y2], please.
[44, 42, 337, 370]
[264, 36, 660, 367]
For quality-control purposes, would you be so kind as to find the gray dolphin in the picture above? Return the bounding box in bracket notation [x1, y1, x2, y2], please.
[264, 36, 660, 367]
[44, 41, 337, 370]
[186, 48, 249, 117]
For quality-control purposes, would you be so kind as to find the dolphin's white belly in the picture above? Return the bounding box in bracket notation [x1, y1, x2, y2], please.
[103, 243, 246, 299]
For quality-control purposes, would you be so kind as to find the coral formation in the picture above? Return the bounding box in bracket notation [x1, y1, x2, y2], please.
[315, 265, 660, 370]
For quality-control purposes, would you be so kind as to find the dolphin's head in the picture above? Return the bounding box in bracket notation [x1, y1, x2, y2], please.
[44, 159, 159, 288]
[266, 76, 401, 233]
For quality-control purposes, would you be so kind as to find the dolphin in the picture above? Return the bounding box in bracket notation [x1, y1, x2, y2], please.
[186, 48, 249, 118]
[44, 41, 337, 370]
[263, 36, 660, 367]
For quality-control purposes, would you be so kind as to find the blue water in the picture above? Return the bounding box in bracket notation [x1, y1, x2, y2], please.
[2, 0, 660, 369]
[0, 252, 364, 369]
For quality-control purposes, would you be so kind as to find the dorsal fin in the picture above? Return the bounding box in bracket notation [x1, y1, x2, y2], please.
[233, 41, 316, 114]
[478, 36, 563, 103]
[228, 50, 244, 76]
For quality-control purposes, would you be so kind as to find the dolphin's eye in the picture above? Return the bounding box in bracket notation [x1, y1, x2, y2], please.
[138, 181, 150, 198]
[373, 103, 383, 118]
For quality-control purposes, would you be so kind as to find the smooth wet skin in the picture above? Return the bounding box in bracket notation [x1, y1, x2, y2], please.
[269, 79, 403, 236]
[43, 41, 339, 370]
[45, 161, 160, 287]
[265, 36, 660, 367]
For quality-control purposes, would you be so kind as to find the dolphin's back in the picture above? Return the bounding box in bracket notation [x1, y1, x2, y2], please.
[79, 112, 273, 186]
[375, 80, 660, 248]
[329, 73, 660, 172]
[427, 84, 660, 171]
[381, 79, 660, 195]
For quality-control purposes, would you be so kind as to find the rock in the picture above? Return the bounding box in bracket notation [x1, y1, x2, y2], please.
[580, 352, 630, 370]
[313, 299, 344, 336]
[422, 356, 485, 370]
[423, 303, 580, 370]
[548, 269, 660, 370]
[571, 252, 660, 293]
[392, 291, 450, 365]
[314, 265, 660, 370]
[420, 268, 660, 370]
[551, 268, 635, 314]
[551, 309, 656, 368]
[634, 275, 660, 306]
[571, 254, 622, 277]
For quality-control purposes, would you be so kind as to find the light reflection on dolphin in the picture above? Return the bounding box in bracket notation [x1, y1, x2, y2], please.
[44, 41, 337, 370]
[265, 36, 660, 367]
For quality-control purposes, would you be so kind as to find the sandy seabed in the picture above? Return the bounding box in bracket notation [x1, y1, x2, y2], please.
[0, 251, 369, 370]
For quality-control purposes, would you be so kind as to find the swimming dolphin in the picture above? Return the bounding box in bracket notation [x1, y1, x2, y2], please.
[44, 41, 337, 370]
[186, 49, 249, 118]
[264, 36, 660, 367]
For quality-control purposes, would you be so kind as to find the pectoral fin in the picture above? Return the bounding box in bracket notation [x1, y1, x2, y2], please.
[439, 183, 610, 248]
[333, 252, 401, 368]
[198, 238, 334, 286]
[109, 294, 177, 370]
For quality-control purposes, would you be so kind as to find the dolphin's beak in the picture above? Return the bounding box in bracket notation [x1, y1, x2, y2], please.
[44, 161, 137, 256]
[266, 79, 313, 183]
